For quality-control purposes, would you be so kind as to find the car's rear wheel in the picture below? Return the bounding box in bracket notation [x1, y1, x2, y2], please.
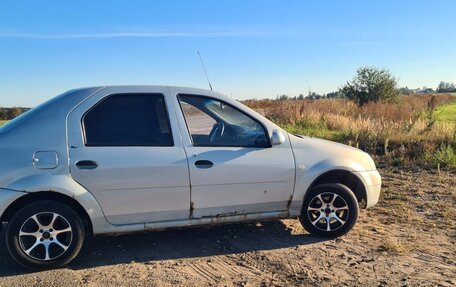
[299, 183, 359, 238]
[5, 200, 85, 269]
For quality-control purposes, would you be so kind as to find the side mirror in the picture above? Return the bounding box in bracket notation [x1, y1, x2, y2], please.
[271, 129, 286, 145]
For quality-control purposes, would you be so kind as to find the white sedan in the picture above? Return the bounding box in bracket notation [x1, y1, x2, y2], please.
[0, 86, 381, 269]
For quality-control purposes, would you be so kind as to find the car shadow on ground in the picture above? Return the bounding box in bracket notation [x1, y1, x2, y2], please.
[0, 220, 327, 276]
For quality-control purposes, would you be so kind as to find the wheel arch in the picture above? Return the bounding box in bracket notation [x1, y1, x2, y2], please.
[289, 165, 369, 217]
[2, 174, 113, 235]
[306, 169, 367, 208]
[1, 191, 93, 234]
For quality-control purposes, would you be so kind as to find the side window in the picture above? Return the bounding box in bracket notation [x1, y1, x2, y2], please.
[178, 94, 270, 148]
[83, 94, 173, 146]
[180, 101, 216, 137]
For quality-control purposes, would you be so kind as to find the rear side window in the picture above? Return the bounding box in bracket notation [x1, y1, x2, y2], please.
[83, 94, 173, 146]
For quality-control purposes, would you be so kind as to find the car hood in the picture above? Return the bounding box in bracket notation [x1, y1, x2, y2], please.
[289, 134, 376, 172]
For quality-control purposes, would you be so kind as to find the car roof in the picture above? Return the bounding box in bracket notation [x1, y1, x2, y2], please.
[74, 85, 212, 92]
[71, 85, 227, 99]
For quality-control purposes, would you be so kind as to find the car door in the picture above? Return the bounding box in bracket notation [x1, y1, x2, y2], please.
[170, 89, 295, 218]
[67, 86, 190, 225]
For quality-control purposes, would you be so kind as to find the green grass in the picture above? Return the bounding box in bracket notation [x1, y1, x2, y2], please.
[435, 101, 456, 122]
[281, 121, 349, 142]
[424, 144, 456, 168]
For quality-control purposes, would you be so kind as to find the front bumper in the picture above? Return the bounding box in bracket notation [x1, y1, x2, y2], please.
[353, 170, 382, 208]
[0, 188, 26, 230]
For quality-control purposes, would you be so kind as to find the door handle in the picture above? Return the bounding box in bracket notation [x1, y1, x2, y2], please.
[75, 160, 98, 170]
[194, 160, 213, 169]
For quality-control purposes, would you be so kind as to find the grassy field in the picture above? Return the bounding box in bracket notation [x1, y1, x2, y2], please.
[435, 101, 456, 122]
[245, 93, 456, 168]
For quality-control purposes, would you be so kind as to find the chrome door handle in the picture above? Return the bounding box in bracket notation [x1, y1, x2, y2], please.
[194, 160, 213, 169]
[75, 160, 98, 170]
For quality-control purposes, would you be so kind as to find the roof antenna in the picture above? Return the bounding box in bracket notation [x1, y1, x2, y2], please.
[197, 50, 213, 91]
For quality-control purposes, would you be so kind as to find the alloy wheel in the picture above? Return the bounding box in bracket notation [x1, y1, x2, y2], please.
[307, 192, 349, 232]
[18, 212, 73, 261]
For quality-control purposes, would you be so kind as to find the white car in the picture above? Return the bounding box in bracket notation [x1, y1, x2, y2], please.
[0, 86, 381, 269]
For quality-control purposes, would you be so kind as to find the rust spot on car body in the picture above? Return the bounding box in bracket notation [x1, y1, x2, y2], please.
[190, 201, 195, 217]
[286, 195, 293, 210]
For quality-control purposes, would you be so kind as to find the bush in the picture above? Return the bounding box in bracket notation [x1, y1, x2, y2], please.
[339, 67, 400, 106]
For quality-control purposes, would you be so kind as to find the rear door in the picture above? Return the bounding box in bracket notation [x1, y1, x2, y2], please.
[67, 87, 190, 225]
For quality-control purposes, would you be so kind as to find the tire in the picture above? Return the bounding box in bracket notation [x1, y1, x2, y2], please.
[5, 200, 85, 269]
[299, 183, 359, 238]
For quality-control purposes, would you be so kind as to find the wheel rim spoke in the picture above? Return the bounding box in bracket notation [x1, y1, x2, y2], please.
[54, 227, 72, 235]
[330, 194, 339, 205]
[333, 214, 346, 224]
[334, 206, 348, 212]
[49, 213, 58, 229]
[53, 239, 70, 251]
[19, 230, 41, 238]
[311, 214, 324, 225]
[25, 239, 41, 255]
[44, 242, 51, 261]
[316, 194, 325, 205]
[30, 214, 44, 229]
[307, 206, 321, 212]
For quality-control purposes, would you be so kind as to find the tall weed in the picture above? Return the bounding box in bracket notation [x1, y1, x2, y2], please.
[244, 94, 456, 167]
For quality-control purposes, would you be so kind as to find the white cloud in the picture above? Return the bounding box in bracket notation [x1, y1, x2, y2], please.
[336, 41, 384, 46]
[0, 32, 248, 39]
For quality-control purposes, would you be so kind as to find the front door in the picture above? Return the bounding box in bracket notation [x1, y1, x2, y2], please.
[174, 93, 295, 218]
[67, 87, 190, 225]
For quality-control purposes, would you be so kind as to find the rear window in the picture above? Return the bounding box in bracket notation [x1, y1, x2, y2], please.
[83, 94, 173, 146]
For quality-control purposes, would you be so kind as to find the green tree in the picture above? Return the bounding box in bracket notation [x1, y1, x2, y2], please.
[340, 67, 400, 106]
[276, 94, 289, 101]
[0, 108, 5, 120]
[6, 107, 22, 119]
[326, 91, 343, 99]
[437, 81, 456, 93]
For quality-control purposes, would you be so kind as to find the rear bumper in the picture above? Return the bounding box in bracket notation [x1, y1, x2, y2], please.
[0, 188, 26, 230]
[353, 170, 382, 209]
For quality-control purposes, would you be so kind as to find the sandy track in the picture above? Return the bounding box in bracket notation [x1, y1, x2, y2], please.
[0, 166, 455, 286]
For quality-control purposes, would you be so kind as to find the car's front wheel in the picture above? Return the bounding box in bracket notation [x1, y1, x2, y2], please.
[299, 183, 359, 238]
[5, 200, 85, 269]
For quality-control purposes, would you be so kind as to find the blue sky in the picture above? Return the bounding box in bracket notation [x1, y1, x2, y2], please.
[0, 0, 455, 107]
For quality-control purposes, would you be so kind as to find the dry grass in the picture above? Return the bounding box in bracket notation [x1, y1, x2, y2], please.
[378, 238, 409, 254]
[244, 94, 456, 167]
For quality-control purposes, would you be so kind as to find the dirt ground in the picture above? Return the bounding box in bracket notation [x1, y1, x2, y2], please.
[0, 165, 455, 287]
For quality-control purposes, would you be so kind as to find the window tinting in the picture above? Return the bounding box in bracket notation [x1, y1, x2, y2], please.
[83, 94, 173, 146]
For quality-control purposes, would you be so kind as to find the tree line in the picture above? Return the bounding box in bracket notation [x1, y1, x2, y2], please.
[276, 67, 455, 106]
[0, 107, 29, 120]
